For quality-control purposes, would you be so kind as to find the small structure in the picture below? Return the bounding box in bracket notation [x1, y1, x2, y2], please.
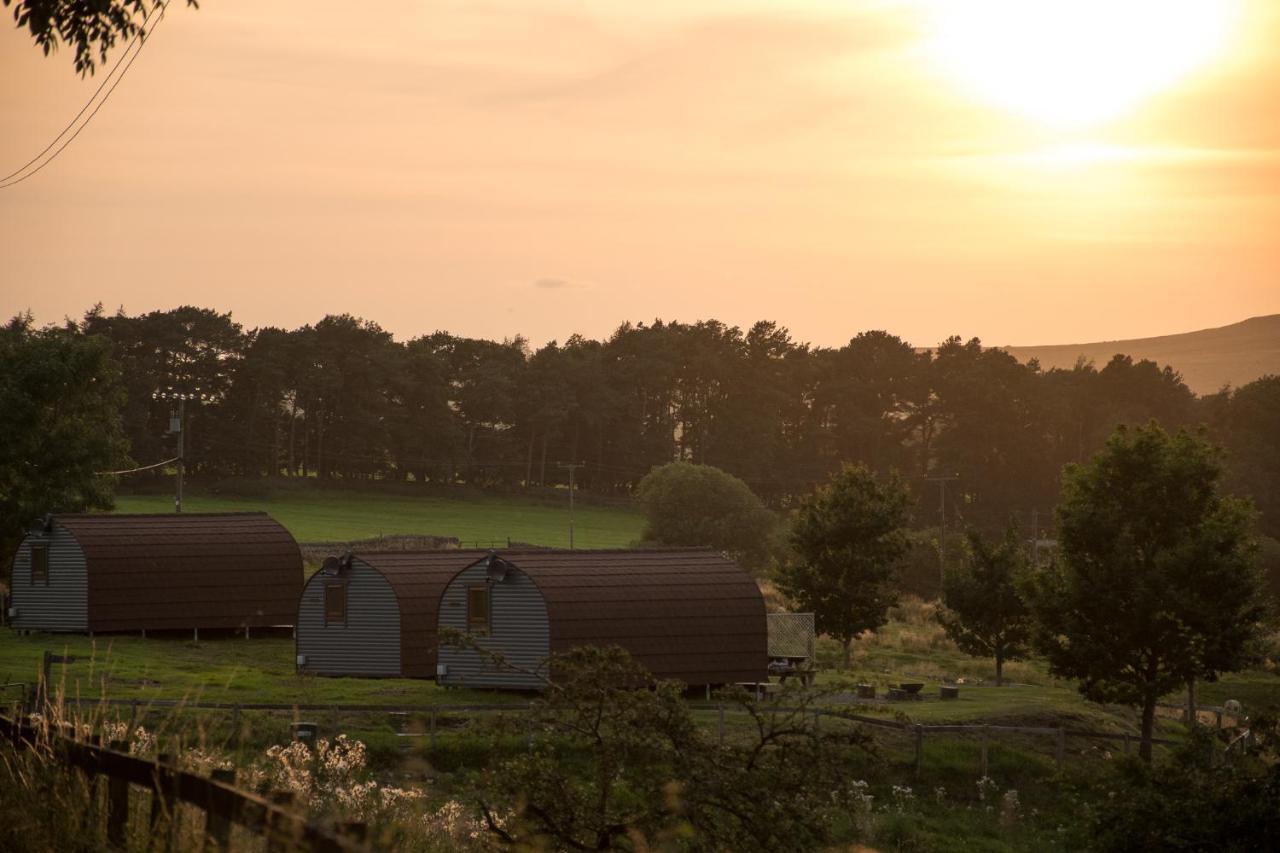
[766, 612, 816, 683]
[295, 550, 488, 677]
[7, 513, 302, 633]
[437, 549, 767, 689]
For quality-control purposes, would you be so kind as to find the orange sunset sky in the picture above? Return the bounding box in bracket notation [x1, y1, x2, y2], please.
[1, 0, 1277, 349]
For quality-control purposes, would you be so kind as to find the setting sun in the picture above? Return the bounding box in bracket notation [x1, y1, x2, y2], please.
[922, 0, 1242, 128]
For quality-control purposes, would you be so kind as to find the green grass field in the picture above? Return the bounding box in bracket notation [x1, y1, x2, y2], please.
[0, 631, 514, 708]
[113, 489, 645, 549]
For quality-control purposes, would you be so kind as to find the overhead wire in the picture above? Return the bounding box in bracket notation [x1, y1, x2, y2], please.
[96, 456, 180, 476]
[0, 2, 168, 190]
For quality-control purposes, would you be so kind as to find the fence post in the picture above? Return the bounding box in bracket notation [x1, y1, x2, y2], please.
[266, 790, 298, 853]
[151, 753, 175, 837]
[206, 767, 235, 852]
[1056, 728, 1066, 772]
[913, 726, 923, 777]
[980, 726, 989, 778]
[82, 732, 101, 829]
[429, 711, 437, 751]
[107, 740, 130, 846]
[1122, 734, 1130, 755]
[718, 705, 725, 746]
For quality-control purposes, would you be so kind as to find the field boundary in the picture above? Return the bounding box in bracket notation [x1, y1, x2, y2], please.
[0, 713, 366, 852]
[36, 695, 1183, 776]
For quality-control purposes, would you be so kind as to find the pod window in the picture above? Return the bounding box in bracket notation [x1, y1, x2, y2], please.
[467, 586, 490, 634]
[31, 543, 49, 586]
[324, 583, 347, 626]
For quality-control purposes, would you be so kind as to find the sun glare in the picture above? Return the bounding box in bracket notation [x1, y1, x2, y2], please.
[922, 0, 1242, 128]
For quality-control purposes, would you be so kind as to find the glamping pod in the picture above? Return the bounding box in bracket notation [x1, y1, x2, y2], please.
[8, 513, 302, 633]
[437, 549, 768, 689]
[295, 550, 488, 677]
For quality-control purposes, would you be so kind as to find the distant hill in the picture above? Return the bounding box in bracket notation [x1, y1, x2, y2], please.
[998, 315, 1280, 396]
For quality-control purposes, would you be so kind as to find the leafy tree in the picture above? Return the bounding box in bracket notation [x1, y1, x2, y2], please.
[929, 337, 1055, 530]
[635, 462, 779, 572]
[813, 330, 927, 477]
[1217, 375, 1280, 539]
[1026, 421, 1269, 762]
[473, 645, 874, 851]
[0, 315, 129, 569]
[777, 463, 912, 668]
[937, 522, 1032, 686]
[4, 0, 197, 75]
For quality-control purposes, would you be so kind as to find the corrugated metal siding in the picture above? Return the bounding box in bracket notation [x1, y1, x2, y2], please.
[10, 528, 89, 632]
[438, 562, 549, 689]
[296, 559, 401, 676]
[357, 551, 490, 678]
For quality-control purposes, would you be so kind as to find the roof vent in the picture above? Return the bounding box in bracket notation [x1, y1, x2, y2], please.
[484, 552, 510, 584]
[321, 553, 354, 576]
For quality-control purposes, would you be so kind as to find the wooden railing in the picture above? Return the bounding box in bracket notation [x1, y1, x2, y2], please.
[0, 713, 366, 852]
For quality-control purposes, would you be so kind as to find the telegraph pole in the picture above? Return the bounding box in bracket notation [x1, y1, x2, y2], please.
[176, 397, 185, 512]
[153, 388, 206, 513]
[558, 463, 584, 549]
[923, 474, 960, 587]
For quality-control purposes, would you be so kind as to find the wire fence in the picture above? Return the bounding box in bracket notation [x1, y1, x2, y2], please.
[15, 694, 1199, 780]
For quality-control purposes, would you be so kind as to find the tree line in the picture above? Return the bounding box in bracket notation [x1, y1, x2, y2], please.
[66, 304, 1277, 536]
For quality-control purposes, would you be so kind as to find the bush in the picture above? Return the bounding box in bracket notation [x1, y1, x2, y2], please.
[1086, 725, 1280, 852]
[635, 462, 779, 572]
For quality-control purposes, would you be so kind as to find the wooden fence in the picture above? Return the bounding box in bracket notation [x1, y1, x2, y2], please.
[0, 713, 366, 852]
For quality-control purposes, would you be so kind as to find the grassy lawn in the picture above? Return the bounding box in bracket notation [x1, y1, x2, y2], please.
[0, 631, 519, 709]
[113, 489, 644, 549]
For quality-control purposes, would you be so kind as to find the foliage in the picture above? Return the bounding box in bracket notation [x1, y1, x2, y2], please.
[0, 315, 128, 570]
[35, 304, 1275, 539]
[1211, 374, 1280, 538]
[635, 462, 779, 571]
[1026, 421, 1270, 761]
[3, 0, 198, 76]
[1084, 721, 1280, 852]
[776, 463, 912, 668]
[473, 645, 875, 851]
[937, 522, 1033, 686]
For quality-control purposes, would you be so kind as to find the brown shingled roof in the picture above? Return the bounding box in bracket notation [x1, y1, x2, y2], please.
[485, 549, 768, 685]
[352, 550, 491, 677]
[55, 513, 302, 631]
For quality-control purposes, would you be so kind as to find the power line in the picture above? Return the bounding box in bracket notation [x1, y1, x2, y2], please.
[96, 456, 180, 476]
[0, 3, 168, 191]
[0, 8, 154, 184]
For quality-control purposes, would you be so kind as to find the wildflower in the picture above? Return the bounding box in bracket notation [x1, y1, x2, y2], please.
[1000, 789, 1019, 826]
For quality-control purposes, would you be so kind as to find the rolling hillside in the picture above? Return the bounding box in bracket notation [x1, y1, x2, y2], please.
[999, 314, 1280, 395]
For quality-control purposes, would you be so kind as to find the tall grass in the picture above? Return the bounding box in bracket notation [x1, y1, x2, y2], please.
[0, 678, 497, 852]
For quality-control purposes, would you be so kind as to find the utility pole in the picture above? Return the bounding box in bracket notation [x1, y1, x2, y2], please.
[558, 463, 584, 549]
[922, 474, 960, 588]
[153, 388, 206, 513]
